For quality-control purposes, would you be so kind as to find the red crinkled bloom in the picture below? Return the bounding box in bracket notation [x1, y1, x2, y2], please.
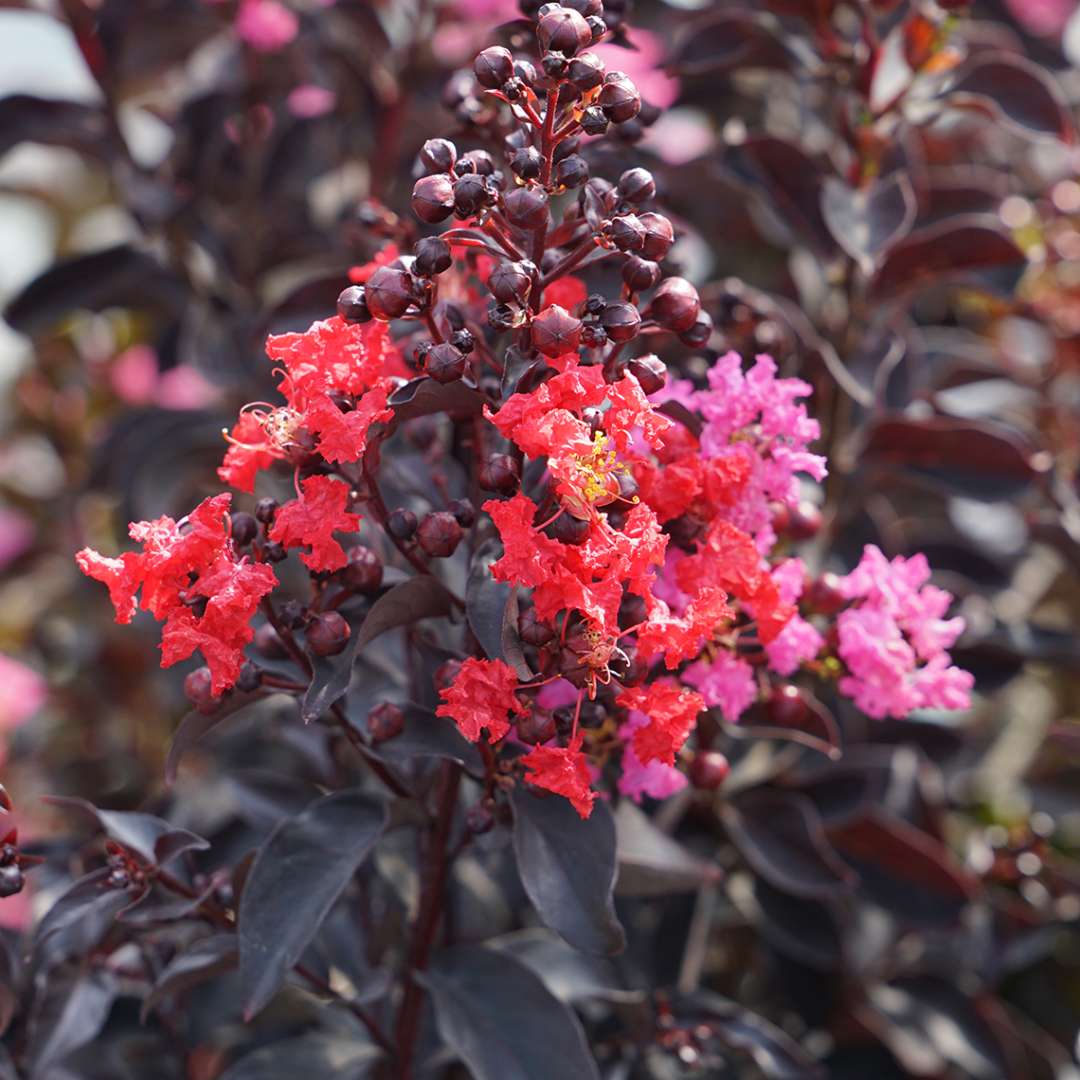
[268, 316, 405, 401]
[218, 411, 283, 493]
[544, 275, 587, 311]
[435, 657, 525, 742]
[304, 385, 392, 464]
[75, 549, 141, 624]
[603, 373, 671, 453]
[347, 243, 400, 284]
[160, 556, 277, 694]
[636, 586, 735, 669]
[677, 520, 793, 644]
[617, 683, 705, 767]
[521, 734, 596, 819]
[269, 475, 360, 571]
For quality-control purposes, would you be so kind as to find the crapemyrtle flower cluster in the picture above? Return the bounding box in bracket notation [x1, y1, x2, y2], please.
[77, 1, 974, 819]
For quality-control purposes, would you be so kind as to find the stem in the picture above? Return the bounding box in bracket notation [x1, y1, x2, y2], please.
[260, 598, 313, 677]
[393, 763, 462, 1079]
[540, 236, 602, 288]
[331, 702, 415, 801]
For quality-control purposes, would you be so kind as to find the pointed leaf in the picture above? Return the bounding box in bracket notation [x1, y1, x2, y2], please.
[510, 788, 624, 956]
[614, 799, 718, 897]
[467, 540, 531, 679]
[29, 970, 117, 1074]
[418, 945, 600, 1080]
[821, 174, 916, 270]
[239, 789, 387, 1018]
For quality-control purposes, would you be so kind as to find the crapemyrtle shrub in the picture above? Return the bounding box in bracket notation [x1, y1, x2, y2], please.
[1, 1, 1080, 1078]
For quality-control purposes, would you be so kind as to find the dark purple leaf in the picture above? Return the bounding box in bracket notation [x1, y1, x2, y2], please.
[238, 789, 387, 1019]
[671, 11, 793, 76]
[142, 933, 238, 1020]
[0, 95, 110, 158]
[821, 174, 917, 270]
[218, 1032, 382, 1080]
[947, 53, 1072, 142]
[723, 790, 856, 899]
[301, 578, 452, 723]
[418, 944, 600, 1080]
[368, 705, 483, 773]
[33, 870, 137, 970]
[29, 970, 117, 1075]
[614, 799, 718, 897]
[731, 875, 844, 970]
[511, 788, 625, 956]
[869, 217, 1027, 299]
[467, 540, 531, 679]
[388, 377, 484, 424]
[678, 990, 825, 1078]
[44, 796, 208, 866]
[166, 692, 265, 784]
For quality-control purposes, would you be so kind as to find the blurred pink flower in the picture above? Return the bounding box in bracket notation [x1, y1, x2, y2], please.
[0, 655, 45, 738]
[110, 345, 158, 406]
[642, 109, 714, 165]
[288, 84, 337, 118]
[0, 883, 32, 932]
[1004, 0, 1077, 35]
[684, 651, 756, 723]
[156, 366, 218, 410]
[0, 508, 33, 571]
[594, 28, 679, 109]
[235, 0, 298, 53]
[618, 712, 688, 803]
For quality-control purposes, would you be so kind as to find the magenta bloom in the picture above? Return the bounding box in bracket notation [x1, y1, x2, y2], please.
[0, 655, 45, 739]
[287, 84, 337, 118]
[684, 650, 756, 724]
[617, 712, 688, 803]
[235, 0, 298, 53]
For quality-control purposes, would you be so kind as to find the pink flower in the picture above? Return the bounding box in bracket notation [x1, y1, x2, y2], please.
[0, 655, 45, 749]
[110, 345, 158, 405]
[288, 84, 337, 118]
[235, 0, 298, 53]
[617, 712, 688, 803]
[835, 546, 973, 719]
[684, 650, 756, 723]
[1004, 0, 1076, 35]
[763, 559, 824, 676]
[594, 28, 679, 109]
[156, 366, 218, 410]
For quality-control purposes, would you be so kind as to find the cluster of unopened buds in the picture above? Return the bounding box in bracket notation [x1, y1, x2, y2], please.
[78, 1, 974, 818]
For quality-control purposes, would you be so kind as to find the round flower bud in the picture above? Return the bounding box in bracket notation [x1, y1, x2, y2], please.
[605, 213, 645, 252]
[600, 301, 641, 343]
[648, 276, 700, 333]
[453, 173, 489, 218]
[622, 255, 661, 291]
[617, 167, 656, 204]
[542, 52, 569, 79]
[0, 864, 24, 899]
[420, 137, 457, 174]
[230, 511, 258, 547]
[184, 666, 218, 714]
[412, 174, 455, 224]
[510, 146, 543, 181]
[805, 572, 846, 616]
[555, 154, 589, 189]
[503, 186, 549, 230]
[235, 662, 262, 693]
[337, 285, 372, 324]
[369, 702, 405, 743]
[255, 497, 278, 524]
[448, 497, 476, 528]
[479, 453, 521, 495]
[548, 511, 590, 544]
[785, 500, 823, 541]
[461, 148, 496, 176]
[345, 544, 384, 593]
[366, 265, 417, 320]
[450, 328, 475, 354]
[580, 107, 609, 135]
[567, 52, 605, 92]
[767, 684, 810, 728]
[517, 708, 557, 745]
[474, 46, 514, 89]
[387, 508, 418, 541]
[531, 304, 582, 357]
[424, 342, 467, 384]
[598, 71, 640, 123]
[489, 261, 534, 304]
[627, 353, 667, 395]
[414, 236, 452, 277]
[519, 605, 555, 646]
[537, 6, 592, 55]
[690, 751, 730, 790]
[679, 310, 713, 348]
[638, 211, 675, 261]
[307, 611, 351, 657]
[417, 511, 464, 558]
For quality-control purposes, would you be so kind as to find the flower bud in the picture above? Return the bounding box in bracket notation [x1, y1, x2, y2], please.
[337, 285, 372, 323]
[479, 453, 521, 494]
[531, 304, 582, 357]
[236, 662, 262, 693]
[368, 702, 406, 742]
[420, 137, 457, 173]
[451, 173, 487, 218]
[690, 751, 730, 790]
[461, 148, 496, 176]
[307, 611, 351, 657]
[648, 276, 700, 333]
[448, 498, 477, 528]
[537, 5, 592, 55]
[255, 498, 278, 524]
[547, 511, 590, 544]
[784, 500, 822, 541]
[555, 154, 589, 189]
[627, 353, 666, 395]
[230, 511, 258, 547]
[805, 572, 846, 615]
[567, 51, 604, 90]
[387, 508, 418, 541]
[184, 666, 218, 714]
[598, 71, 640, 123]
[503, 186, 549, 230]
[622, 255, 661, 291]
[489, 261, 534, 304]
[474, 46, 514, 89]
[600, 301, 641, 343]
[604, 213, 645, 252]
[345, 544, 384, 593]
[519, 605, 555, 646]
[417, 511, 464, 557]
[424, 342, 468, 383]
[0, 864, 24, 899]
[679, 311, 713, 348]
[767, 684, 810, 728]
[580, 107, 609, 135]
[638, 211, 674, 260]
[510, 146, 543, 181]
[414, 236, 452, 277]
[366, 265, 418, 320]
[412, 173, 455, 224]
[617, 167, 656, 204]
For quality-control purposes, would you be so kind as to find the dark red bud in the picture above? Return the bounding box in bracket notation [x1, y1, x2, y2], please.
[184, 666, 219, 714]
[337, 284, 372, 323]
[307, 611, 351, 657]
[424, 342, 468, 384]
[649, 276, 701, 333]
[420, 137, 457, 173]
[503, 186, 549, 230]
[638, 211, 675, 261]
[689, 751, 730, 790]
[600, 301, 641, 343]
[474, 46, 515, 89]
[479, 454, 521, 495]
[627, 353, 667, 395]
[368, 702, 406, 742]
[531, 303, 582, 357]
[345, 544, 384, 593]
[366, 265, 418, 320]
[537, 6, 592, 55]
[597, 71, 641, 123]
[417, 511, 464, 558]
[617, 167, 656, 204]
[412, 173, 455, 224]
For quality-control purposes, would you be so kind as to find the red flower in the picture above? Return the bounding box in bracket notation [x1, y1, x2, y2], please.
[636, 586, 734, 669]
[617, 683, 705, 767]
[347, 243, 400, 284]
[304, 385, 392, 464]
[218, 411, 283, 493]
[435, 657, 525, 742]
[544, 275, 587, 311]
[75, 549, 141, 624]
[521, 734, 596, 819]
[269, 475, 360, 571]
